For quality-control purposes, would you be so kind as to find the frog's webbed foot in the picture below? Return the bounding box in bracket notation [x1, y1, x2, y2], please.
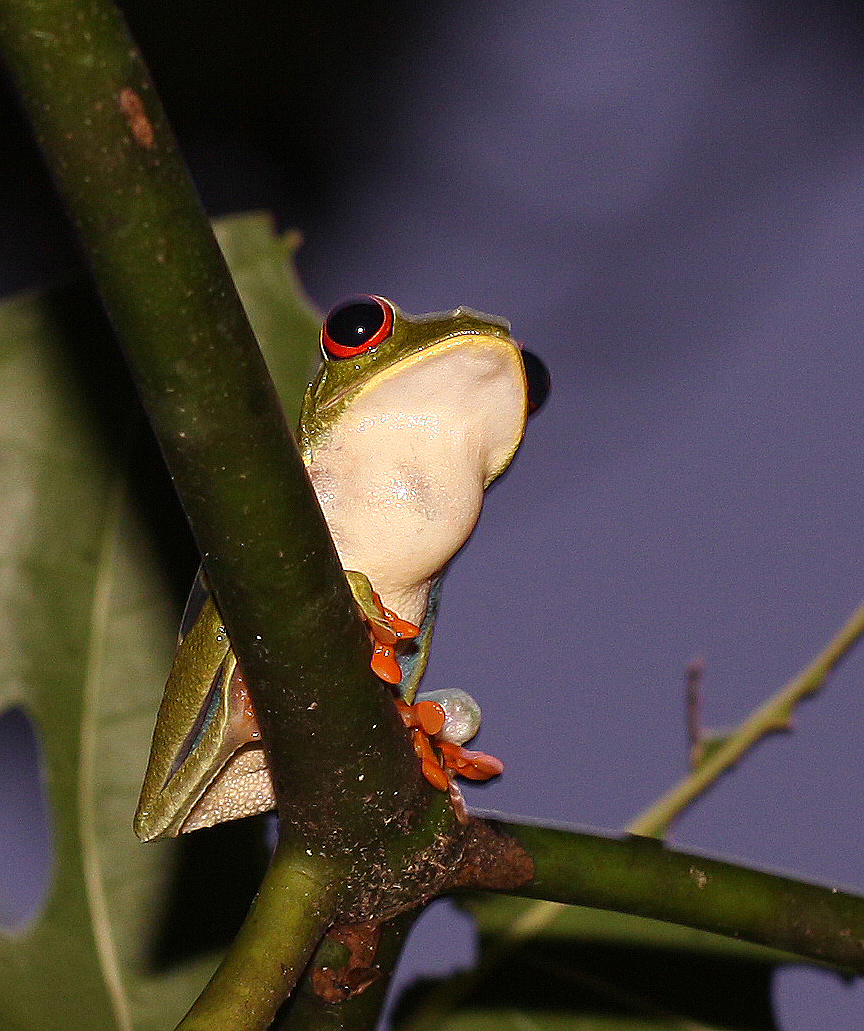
[395, 689, 503, 819]
[344, 570, 420, 684]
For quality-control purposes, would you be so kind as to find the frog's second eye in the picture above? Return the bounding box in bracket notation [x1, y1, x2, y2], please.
[321, 295, 394, 360]
[522, 349, 550, 415]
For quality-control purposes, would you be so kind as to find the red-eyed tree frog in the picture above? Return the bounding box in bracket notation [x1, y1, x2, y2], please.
[134, 296, 548, 840]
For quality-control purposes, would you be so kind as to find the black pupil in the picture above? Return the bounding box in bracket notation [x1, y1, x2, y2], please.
[325, 298, 386, 350]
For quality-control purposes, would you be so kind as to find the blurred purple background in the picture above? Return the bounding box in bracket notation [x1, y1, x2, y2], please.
[3, 1, 864, 1025]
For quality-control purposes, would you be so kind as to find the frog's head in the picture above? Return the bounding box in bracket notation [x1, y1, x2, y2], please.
[300, 295, 548, 483]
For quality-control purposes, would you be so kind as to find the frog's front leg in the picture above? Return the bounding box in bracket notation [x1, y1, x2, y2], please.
[344, 570, 420, 683]
[345, 572, 503, 801]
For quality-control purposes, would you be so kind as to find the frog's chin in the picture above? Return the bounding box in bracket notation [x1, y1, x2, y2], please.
[322, 333, 529, 498]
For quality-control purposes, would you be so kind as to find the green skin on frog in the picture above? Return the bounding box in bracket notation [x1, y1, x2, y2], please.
[134, 297, 531, 841]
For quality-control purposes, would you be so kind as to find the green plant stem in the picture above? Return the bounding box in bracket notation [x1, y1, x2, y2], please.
[0, 0, 420, 850]
[176, 842, 344, 1031]
[629, 597, 864, 837]
[491, 818, 864, 973]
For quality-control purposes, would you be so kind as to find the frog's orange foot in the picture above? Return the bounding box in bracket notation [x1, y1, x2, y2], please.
[371, 642, 400, 684]
[366, 593, 419, 685]
[395, 698, 503, 792]
[437, 740, 504, 780]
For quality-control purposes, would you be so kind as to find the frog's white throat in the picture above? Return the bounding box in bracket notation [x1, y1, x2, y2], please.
[307, 335, 527, 626]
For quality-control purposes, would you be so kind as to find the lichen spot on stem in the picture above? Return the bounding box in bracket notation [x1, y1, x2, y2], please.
[119, 87, 154, 149]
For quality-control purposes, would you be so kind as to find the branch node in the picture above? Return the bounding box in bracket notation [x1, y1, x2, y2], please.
[449, 818, 535, 893]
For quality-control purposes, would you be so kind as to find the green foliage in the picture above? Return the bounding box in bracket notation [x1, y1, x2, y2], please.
[0, 215, 319, 1030]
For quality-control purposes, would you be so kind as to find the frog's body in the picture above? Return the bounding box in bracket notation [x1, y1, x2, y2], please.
[134, 297, 545, 841]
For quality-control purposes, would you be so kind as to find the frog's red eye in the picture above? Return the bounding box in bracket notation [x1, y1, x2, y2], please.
[321, 296, 394, 360]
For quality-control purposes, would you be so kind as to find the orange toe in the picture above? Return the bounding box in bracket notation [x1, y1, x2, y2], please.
[438, 741, 504, 781]
[371, 642, 402, 684]
[368, 591, 420, 646]
[412, 700, 446, 736]
[422, 755, 450, 791]
[411, 725, 449, 790]
[380, 603, 420, 641]
[394, 698, 446, 736]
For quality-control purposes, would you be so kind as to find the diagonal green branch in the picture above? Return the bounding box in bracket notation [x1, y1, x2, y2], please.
[177, 844, 343, 1031]
[0, 0, 421, 848]
[629, 596, 864, 837]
